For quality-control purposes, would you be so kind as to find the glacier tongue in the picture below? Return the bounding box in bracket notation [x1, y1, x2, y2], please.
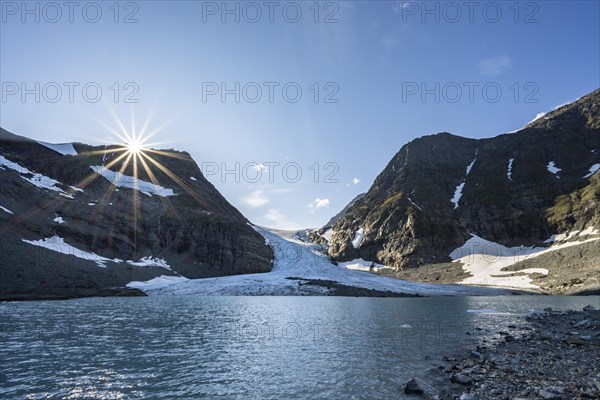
[128, 227, 514, 297]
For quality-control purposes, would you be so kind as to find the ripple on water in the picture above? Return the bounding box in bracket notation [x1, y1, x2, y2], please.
[1, 296, 597, 399]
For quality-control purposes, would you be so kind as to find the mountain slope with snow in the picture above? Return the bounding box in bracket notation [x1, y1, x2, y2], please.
[0, 127, 272, 299]
[326, 88, 600, 294]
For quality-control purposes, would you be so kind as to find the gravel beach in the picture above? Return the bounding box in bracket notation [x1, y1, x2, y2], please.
[408, 304, 600, 399]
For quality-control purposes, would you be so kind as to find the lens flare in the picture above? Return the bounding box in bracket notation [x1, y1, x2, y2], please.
[126, 139, 145, 154]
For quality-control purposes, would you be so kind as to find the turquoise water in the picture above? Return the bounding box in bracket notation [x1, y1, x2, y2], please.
[1, 296, 597, 399]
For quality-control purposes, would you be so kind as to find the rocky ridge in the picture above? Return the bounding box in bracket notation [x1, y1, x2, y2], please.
[0, 128, 273, 299]
[325, 88, 600, 293]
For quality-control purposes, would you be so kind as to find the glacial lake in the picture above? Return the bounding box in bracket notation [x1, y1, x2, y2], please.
[1, 296, 598, 399]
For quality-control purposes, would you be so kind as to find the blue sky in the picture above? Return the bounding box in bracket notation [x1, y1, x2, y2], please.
[1, 0, 599, 229]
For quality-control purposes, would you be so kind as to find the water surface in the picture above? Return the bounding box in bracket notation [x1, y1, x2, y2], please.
[1, 296, 597, 399]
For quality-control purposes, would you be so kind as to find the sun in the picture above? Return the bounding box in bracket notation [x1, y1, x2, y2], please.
[126, 139, 145, 154]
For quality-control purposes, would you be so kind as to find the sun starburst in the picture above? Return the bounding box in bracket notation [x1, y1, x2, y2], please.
[126, 139, 145, 155]
[2, 111, 205, 258]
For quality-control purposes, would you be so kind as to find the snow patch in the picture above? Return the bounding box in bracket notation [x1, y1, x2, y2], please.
[0, 155, 70, 196]
[408, 197, 423, 211]
[451, 155, 477, 209]
[53, 215, 65, 224]
[528, 112, 547, 124]
[0, 205, 13, 214]
[127, 256, 171, 270]
[451, 183, 466, 209]
[465, 157, 477, 175]
[451, 234, 600, 289]
[547, 161, 561, 176]
[583, 163, 600, 178]
[544, 230, 579, 243]
[545, 227, 599, 243]
[339, 258, 385, 272]
[507, 158, 514, 181]
[37, 141, 78, 156]
[21, 234, 176, 270]
[90, 165, 176, 197]
[352, 228, 364, 248]
[127, 275, 189, 291]
[22, 236, 115, 268]
[101, 146, 109, 162]
[321, 229, 334, 241]
[190, 176, 197, 181]
[511, 99, 580, 133]
[579, 226, 600, 237]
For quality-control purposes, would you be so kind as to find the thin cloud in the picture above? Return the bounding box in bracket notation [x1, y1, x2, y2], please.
[252, 163, 268, 173]
[240, 190, 270, 208]
[393, 1, 412, 12]
[478, 55, 512, 76]
[263, 209, 298, 230]
[308, 198, 330, 213]
[381, 33, 395, 51]
[270, 188, 299, 194]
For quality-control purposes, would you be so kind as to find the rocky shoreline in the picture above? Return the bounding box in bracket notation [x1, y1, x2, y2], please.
[403, 305, 600, 399]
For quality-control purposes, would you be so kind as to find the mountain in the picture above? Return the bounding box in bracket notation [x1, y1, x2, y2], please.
[307, 193, 366, 245]
[326, 88, 600, 294]
[322, 193, 366, 230]
[0, 128, 273, 299]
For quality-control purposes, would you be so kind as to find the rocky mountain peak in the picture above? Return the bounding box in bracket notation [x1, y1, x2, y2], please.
[0, 128, 273, 299]
[327, 88, 600, 270]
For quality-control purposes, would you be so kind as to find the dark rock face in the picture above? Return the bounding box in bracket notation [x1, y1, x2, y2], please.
[0, 128, 273, 298]
[321, 192, 366, 231]
[328, 88, 600, 269]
